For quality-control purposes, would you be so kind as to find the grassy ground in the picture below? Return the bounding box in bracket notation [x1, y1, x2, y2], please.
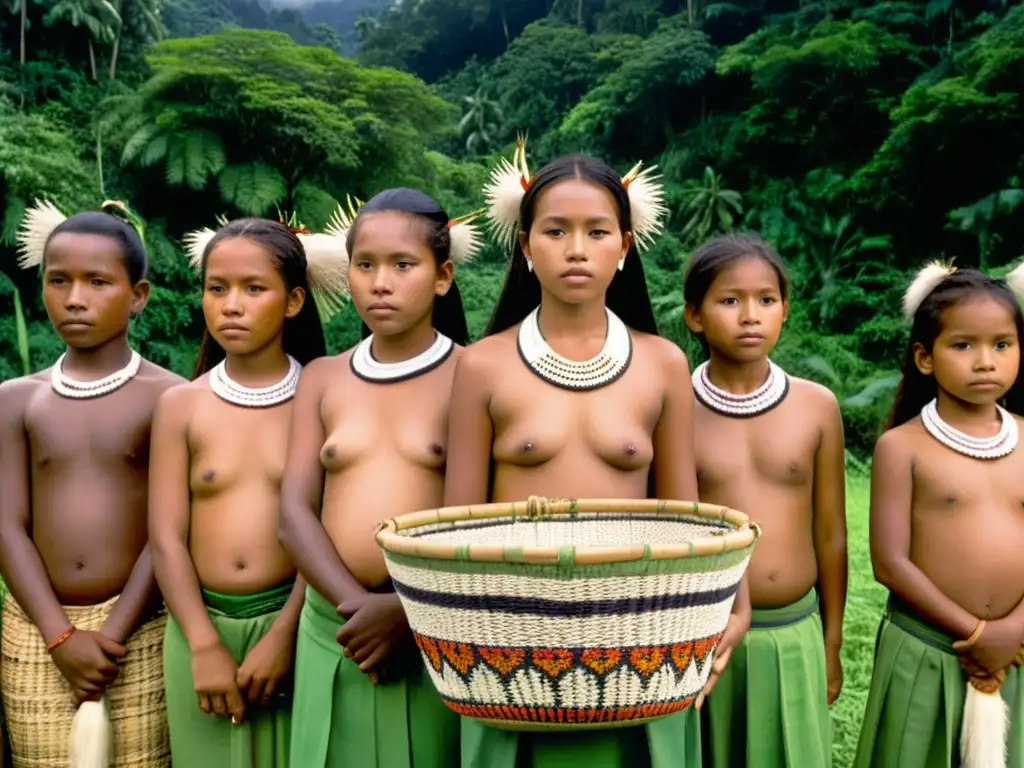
[830, 472, 888, 767]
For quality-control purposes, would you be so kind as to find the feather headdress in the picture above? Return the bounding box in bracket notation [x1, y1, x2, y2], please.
[903, 260, 958, 320]
[482, 135, 669, 254]
[15, 199, 148, 270]
[182, 211, 351, 324]
[1004, 260, 1024, 301]
[323, 194, 485, 265]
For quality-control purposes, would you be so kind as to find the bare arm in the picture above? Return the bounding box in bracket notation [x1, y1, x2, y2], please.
[148, 387, 223, 652]
[442, 348, 494, 507]
[100, 545, 159, 644]
[869, 431, 978, 639]
[267, 575, 307, 638]
[651, 343, 698, 502]
[278, 360, 366, 609]
[0, 380, 72, 644]
[812, 392, 848, 651]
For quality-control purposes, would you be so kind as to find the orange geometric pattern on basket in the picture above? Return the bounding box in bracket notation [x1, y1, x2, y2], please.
[629, 647, 666, 678]
[693, 635, 718, 666]
[580, 648, 622, 675]
[437, 639, 475, 674]
[670, 641, 693, 671]
[479, 648, 527, 676]
[447, 697, 697, 725]
[417, 635, 443, 671]
[533, 648, 575, 678]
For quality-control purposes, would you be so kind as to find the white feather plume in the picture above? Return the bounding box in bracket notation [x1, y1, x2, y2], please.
[16, 200, 67, 269]
[181, 228, 217, 271]
[903, 260, 957, 320]
[68, 696, 112, 768]
[960, 684, 1009, 768]
[483, 136, 530, 254]
[449, 216, 484, 263]
[297, 231, 350, 322]
[1004, 259, 1024, 301]
[622, 161, 668, 252]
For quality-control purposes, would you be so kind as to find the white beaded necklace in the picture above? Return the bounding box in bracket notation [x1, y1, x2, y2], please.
[517, 306, 632, 391]
[920, 399, 1018, 460]
[209, 355, 301, 407]
[350, 332, 454, 384]
[692, 359, 789, 418]
[50, 349, 142, 399]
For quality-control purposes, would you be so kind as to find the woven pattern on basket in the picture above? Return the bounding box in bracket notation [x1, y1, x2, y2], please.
[0, 594, 170, 767]
[383, 511, 752, 728]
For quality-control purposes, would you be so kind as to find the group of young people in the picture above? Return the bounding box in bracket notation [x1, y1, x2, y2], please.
[0, 142, 1021, 768]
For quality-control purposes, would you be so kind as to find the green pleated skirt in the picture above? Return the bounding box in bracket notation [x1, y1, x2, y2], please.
[164, 581, 294, 768]
[289, 586, 460, 767]
[853, 595, 1024, 768]
[700, 589, 831, 768]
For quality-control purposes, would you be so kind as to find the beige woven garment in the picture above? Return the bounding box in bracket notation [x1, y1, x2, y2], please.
[0, 594, 170, 768]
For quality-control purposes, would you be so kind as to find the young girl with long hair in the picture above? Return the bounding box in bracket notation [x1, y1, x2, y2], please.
[149, 217, 346, 767]
[682, 233, 847, 767]
[854, 263, 1024, 768]
[442, 140, 751, 767]
[278, 187, 478, 766]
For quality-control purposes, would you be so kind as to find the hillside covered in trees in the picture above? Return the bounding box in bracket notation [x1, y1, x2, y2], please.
[1, 0, 1022, 458]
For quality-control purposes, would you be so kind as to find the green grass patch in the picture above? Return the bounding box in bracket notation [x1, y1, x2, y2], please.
[831, 473, 887, 767]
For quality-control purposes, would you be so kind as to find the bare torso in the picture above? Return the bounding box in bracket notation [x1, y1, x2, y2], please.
[482, 329, 670, 502]
[22, 361, 180, 605]
[319, 349, 460, 587]
[900, 417, 1024, 619]
[694, 377, 828, 608]
[182, 382, 296, 595]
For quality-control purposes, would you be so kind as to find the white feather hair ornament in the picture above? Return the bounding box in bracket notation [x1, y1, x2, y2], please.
[181, 211, 351, 324]
[1004, 259, 1024, 301]
[902, 260, 957, 320]
[16, 199, 68, 269]
[482, 135, 670, 256]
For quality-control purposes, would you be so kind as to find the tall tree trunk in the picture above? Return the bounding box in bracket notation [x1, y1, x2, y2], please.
[19, 0, 26, 65]
[96, 126, 106, 197]
[88, 39, 97, 80]
[109, 30, 120, 80]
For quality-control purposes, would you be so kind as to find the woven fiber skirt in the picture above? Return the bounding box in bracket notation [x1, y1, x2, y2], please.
[163, 581, 294, 767]
[700, 589, 831, 768]
[854, 595, 1024, 768]
[289, 585, 460, 767]
[0, 592, 169, 767]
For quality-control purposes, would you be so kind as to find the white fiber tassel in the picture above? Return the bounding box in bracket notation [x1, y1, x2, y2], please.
[961, 683, 1009, 768]
[68, 696, 112, 768]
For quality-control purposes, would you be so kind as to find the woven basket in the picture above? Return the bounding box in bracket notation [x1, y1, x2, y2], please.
[375, 496, 760, 731]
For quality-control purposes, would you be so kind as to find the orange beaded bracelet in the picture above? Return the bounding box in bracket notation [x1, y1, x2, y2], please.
[46, 626, 75, 651]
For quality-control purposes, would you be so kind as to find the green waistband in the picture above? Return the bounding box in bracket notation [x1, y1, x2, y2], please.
[202, 580, 294, 619]
[750, 589, 819, 630]
[885, 595, 957, 654]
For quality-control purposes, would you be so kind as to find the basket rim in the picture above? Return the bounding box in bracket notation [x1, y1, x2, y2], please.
[375, 496, 761, 565]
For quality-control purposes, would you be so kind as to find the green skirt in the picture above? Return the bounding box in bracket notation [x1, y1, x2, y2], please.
[461, 708, 702, 768]
[699, 589, 831, 768]
[289, 585, 460, 767]
[853, 595, 1024, 768]
[164, 581, 294, 768]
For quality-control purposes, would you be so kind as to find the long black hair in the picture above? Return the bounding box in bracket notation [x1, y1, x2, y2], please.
[484, 154, 660, 337]
[191, 218, 328, 379]
[46, 211, 148, 284]
[345, 188, 470, 346]
[888, 268, 1024, 428]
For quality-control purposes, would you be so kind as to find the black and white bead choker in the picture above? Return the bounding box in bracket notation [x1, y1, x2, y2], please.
[517, 306, 632, 391]
[692, 359, 789, 418]
[920, 399, 1018, 459]
[350, 331, 454, 383]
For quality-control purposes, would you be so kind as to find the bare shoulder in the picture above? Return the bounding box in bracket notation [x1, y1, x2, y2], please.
[873, 421, 919, 463]
[0, 373, 46, 419]
[633, 331, 690, 374]
[788, 375, 841, 413]
[301, 351, 353, 384]
[137, 359, 187, 394]
[457, 331, 513, 374]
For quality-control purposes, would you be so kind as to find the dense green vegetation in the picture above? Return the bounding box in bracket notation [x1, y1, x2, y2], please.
[1, 0, 1023, 461]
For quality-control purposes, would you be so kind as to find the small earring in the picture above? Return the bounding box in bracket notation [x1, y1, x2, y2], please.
[526, 258, 534, 273]
[617, 256, 626, 272]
